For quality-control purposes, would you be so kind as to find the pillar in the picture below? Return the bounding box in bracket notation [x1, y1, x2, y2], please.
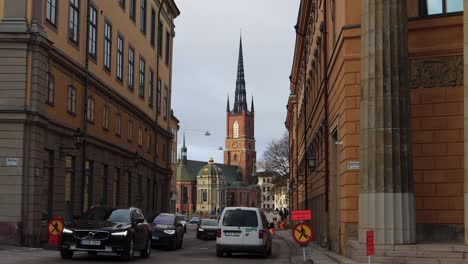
[464, 0, 468, 245]
[0, 0, 27, 32]
[359, 0, 416, 244]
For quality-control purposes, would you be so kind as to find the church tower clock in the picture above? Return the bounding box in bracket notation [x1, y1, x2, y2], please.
[224, 37, 256, 185]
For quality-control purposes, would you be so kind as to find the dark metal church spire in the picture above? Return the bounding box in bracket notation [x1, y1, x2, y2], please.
[233, 36, 247, 114]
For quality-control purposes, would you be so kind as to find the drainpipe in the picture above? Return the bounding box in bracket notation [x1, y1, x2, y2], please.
[80, 0, 91, 213]
[155, 0, 167, 213]
[322, 1, 331, 249]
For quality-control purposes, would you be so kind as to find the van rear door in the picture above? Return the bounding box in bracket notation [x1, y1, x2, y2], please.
[220, 209, 261, 246]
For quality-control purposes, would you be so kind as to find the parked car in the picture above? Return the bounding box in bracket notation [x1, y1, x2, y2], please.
[216, 207, 273, 258]
[151, 213, 184, 250]
[189, 217, 200, 224]
[177, 214, 187, 233]
[196, 219, 219, 240]
[59, 206, 152, 261]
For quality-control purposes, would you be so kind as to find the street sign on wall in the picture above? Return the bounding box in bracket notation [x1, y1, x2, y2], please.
[291, 210, 311, 221]
[348, 161, 360, 170]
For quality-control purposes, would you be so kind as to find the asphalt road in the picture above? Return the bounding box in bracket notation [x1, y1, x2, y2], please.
[0, 224, 291, 264]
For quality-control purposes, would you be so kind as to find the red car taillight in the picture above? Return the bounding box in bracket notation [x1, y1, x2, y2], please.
[217, 228, 221, 238]
[259, 230, 264, 239]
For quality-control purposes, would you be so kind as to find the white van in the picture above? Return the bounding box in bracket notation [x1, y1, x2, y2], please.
[216, 207, 273, 258]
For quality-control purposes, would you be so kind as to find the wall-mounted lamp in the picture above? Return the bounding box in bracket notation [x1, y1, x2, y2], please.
[59, 128, 84, 159]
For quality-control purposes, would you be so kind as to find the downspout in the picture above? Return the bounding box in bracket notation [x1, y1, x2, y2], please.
[154, 0, 166, 213]
[322, 1, 331, 249]
[81, 0, 91, 213]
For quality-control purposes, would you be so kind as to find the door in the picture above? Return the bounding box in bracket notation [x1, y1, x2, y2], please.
[220, 209, 245, 245]
[131, 210, 144, 249]
[241, 210, 262, 247]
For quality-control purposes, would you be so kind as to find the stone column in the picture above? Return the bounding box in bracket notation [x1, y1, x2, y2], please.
[464, 0, 468, 246]
[359, 0, 416, 244]
[0, 0, 27, 32]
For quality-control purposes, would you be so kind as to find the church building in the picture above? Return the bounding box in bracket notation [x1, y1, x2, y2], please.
[176, 37, 259, 214]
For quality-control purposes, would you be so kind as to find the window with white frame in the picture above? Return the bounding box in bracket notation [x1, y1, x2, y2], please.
[233, 121, 239, 138]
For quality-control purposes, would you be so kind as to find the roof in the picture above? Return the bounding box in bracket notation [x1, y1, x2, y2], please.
[177, 159, 252, 190]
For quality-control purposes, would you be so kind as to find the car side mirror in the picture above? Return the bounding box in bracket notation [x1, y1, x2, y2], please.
[269, 223, 274, 229]
[135, 218, 144, 225]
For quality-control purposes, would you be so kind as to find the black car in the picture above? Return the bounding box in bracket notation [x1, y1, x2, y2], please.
[151, 213, 184, 250]
[196, 219, 219, 240]
[60, 206, 152, 260]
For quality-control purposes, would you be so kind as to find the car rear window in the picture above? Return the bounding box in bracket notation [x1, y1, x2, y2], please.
[222, 210, 258, 227]
[154, 215, 175, 225]
[179, 215, 186, 221]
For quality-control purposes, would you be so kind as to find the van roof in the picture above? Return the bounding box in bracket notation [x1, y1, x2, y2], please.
[223, 207, 260, 211]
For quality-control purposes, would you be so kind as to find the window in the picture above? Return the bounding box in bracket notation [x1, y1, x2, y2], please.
[202, 190, 207, 203]
[234, 154, 237, 161]
[69, 0, 80, 44]
[104, 21, 112, 70]
[163, 86, 168, 118]
[233, 121, 239, 138]
[150, 9, 156, 46]
[117, 35, 124, 81]
[67, 86, 76, 114]
[424, 0, 463, 15]
[157, 79, 161, 114]
[165, 31, 170, 65]
[128, 47, 135, 89]
[182, 186, 188, 204]
[65, 156, 75, 203]
[127, 119, 133, 141]
[149, 70, 154, 108]
[47, 73, 54, 105]
[46, 0, 57, 26]
[140, 0, 147, 34]
[113, 168, 121, 207]
[88, 5, 97, 58]
[87, 97, 95, 122]
[116, 113, 121, 135]
[147, 134, 151, 153]
[103, 105, 109, 129]
[119, 0, 125, 8]
[162, 144, 166, 161]
[138, 127, 143, 146]
[130, 0, 136, 20]
[139, 58, 145, 98]
[83, 160, 93, 212]
[127, 171, 132, 206]
[222, 210, 258, 227]
[102, 165, 108, 205]
[157, 20, 163, 56]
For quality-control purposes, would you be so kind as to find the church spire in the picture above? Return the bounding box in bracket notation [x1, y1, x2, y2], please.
[181, 131, 187, 164]
[233, 36, 247, 114]
[226, 96, 230, 112]
[251, 96, 254, 112]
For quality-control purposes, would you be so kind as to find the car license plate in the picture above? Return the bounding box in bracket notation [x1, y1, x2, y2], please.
[225, 232, 240, 237]
[152, 236, 159, 240]
[81, 240, 101, 246]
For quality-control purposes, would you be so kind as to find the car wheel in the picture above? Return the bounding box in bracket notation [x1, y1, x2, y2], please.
[140, 237, 151, 258]
[176, 237, 183, 249]
[216, 246, 223, 258]
[184, 226, 187, 233]
[169, 238, 177, 250]
[60, 250, 74, 259]
[123, 237, 135, 261]
[196, 232, 200, 239]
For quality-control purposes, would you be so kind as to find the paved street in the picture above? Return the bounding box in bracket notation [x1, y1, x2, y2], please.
[0, 224, 291, 264]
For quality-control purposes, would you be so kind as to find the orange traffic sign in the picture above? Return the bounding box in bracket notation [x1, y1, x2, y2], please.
[291, 210, 311, 221]
[48, 218, 64, 236]
[292, 223, 313, 245]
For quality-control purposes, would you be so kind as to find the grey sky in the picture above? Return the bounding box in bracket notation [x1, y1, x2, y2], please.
[172, 0, 300, 164]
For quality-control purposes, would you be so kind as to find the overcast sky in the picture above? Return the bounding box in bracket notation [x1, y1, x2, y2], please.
[172, 0, 300, 164]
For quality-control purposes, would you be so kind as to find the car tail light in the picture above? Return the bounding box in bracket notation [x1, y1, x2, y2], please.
[217, 228, 221, 238]
[259, 230, 264, 239]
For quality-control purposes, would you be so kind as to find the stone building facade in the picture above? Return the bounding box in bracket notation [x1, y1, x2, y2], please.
[286, 0, 466, 261]
[0, 0, 179, 246]
[195, 158, 227, 213]
[169, 111, 179, 213]
[257, 172, 275, 212]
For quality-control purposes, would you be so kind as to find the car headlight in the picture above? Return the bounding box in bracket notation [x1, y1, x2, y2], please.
[198, 228, 204, 232]
[163, 230, 176, 235]
[62, 228, 73, 234]
[111, 230, 128, 236]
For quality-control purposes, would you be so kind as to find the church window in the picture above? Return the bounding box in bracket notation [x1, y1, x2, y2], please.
[182, 186, 188, 204]
[234, 154, 237, 161]
[233, 121, 239, 138]
[202, 190, 208, 203]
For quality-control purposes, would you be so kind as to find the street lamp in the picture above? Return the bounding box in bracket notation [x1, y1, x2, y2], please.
[59, 128, 84, 159]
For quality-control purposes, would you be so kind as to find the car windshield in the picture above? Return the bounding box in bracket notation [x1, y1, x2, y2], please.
[179, 215, 186, 221]
[154, 215, 174, 225]
[201, 219, 218, 226]
[222, 210, 258, 227]
[78, 207, 131, 223]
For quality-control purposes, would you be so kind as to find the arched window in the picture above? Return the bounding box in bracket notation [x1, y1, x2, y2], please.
[182, 186, 188, 204]
[234, 154, 237, 161]
[202, 190, 208, 202]
[233, 121, 239, 138]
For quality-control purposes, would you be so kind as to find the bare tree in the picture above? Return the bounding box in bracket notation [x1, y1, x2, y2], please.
[258, 132, 289, 176]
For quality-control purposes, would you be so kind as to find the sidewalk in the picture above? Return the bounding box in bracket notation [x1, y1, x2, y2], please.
[275, 230, 360, 264]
